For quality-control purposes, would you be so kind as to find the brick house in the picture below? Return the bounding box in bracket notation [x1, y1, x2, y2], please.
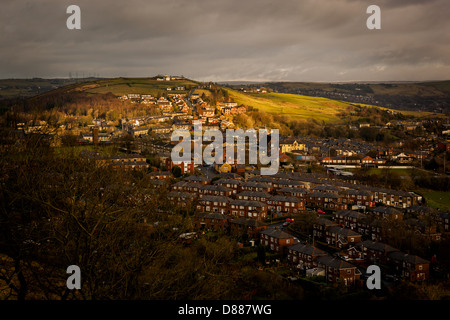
[193, 212, 230, 231]
[287, 243, 328, 270]
[198, 185, 233, 197]
[267, 195, 304, 215]
[342, 190, 375, 208]
[166, 159, 195, 175]
[439, 212, 450, 235]
[228, 199, 268, 221]
[260, 228, 296, 253]
[307, 191, 347, 211]
[212, 178, 242, 195]
[334, 210, 368, 230]
[316, 256, 361, 287]
[311, 185, 341, 195]
[239, 181, 272, 193]
[387, 251, 430, 282]
[357, 240, 399, 265]
[276, 187, 308, 200]
[171, 181, 203, 194]
[229, 218, 269, 239]
[247, 176, 275, 187]
[404, 218, 441, 241]
[368, 187, 418, 208]
[183, 175, 210, 185]
[272, 179, 305, 190]
[313, 218, 339, 240]
[370, 206, 403, 221]
[167, 191, 196, 209]
[325, 226, 362, 249]
[148, 170, 173, 180]
[235, 190, 272, 203]
[196, 195, 230, 214]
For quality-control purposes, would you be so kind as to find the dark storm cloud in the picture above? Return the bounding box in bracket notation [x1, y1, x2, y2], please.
[0, 0, 449, 81]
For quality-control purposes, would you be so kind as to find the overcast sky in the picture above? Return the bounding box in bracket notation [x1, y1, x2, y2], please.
[1, 0, 449, 82]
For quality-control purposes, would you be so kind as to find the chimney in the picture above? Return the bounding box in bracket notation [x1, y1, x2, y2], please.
[93, 127, 99, 145]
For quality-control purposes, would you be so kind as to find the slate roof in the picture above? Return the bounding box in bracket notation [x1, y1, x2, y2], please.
[288, 243, 327, 256]
[316, 256, 356, 269]
[229, 199, 267, 207]
[357, 240, 399, 253]
[387, 251, 429, 265]
[230, 218, 268, 227]
[260, 228, 293, 239]
[327, 226, 361, 237]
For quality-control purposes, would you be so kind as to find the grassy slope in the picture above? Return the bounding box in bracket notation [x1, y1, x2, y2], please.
[225, 89, 352, 122]
[82, 78, 198, 96]
[0, 78, 79, 98]
[21, 77, 444, 123]
[419, 190, 450, 212]
[269, 81, 450, 97]
[31, 77, 199, 100]
[224, 88, 439, 122]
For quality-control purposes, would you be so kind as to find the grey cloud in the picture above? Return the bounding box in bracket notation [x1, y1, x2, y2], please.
[0, 0, 449, 81]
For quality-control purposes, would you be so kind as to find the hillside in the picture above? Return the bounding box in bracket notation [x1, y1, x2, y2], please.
[0, 78, 84, 99]
[230, 81, 450, 113]
[32, 77, 199, 99]
[224, 88, 441, 123]
[0, 77, 446, 125]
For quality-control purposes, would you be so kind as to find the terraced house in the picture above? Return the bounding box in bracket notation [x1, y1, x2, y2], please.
[324, 226, 362, 249]
[276, 187, 308, 199]
[306, 191, 347, 211]
[313, 218, 339, 240]
[316, 256, 361, 287]
[370, 206, 403, 221]
[228, 199, 268, 221]
[387, 252, 430, 282]
[239, 181, 272, 193]
[260, 228, 296, 253]
[229, 218, 269, 239]
[196, 195, 230, 214]
[367, 187, 419, 208]
[287, 243, 328, 270]
[168, 191, 196, 209]
[342, 189, 375, 207]
[235, 190, 272, 203]
[212, 178, 242, 194]
[198, 185, 234, 197]
[267, 195, 304, 215]
[193, 212, 230, 232]
[357, 240, 399, 265]
[334, 210, 369, 230]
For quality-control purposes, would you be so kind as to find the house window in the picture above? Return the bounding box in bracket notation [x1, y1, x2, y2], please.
[286, 239, 290, 244]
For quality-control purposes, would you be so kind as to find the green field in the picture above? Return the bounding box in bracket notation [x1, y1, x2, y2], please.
[419, 190, 450, 212]
[79, 78, 198, 96]
[29, 77, 199, 100]
[346, 168, 417, 176]
[225, 89, 355, 122]
[224, 88, 437, 122]
[54, 144, 119, 157]
[5, 77, 444, 123]
[0, 78, 80, 98]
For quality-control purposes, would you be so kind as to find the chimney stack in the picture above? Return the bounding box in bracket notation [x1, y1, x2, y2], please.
[93, 127, 99, 145]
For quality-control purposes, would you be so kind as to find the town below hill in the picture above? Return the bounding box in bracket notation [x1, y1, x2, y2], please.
[1, 75, 450, 300]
